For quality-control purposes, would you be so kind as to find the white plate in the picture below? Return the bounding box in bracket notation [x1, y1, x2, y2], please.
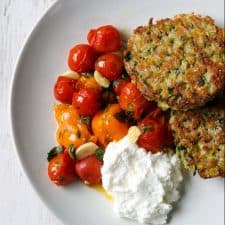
[10, 0, 224, 225]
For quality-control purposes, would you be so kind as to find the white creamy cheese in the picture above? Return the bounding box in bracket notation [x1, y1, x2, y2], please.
[101, 136, 183, 225]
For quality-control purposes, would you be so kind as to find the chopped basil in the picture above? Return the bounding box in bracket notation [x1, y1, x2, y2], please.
[170, 25, 175, 31]
[57, 176, 65, 181]
[157, 31, 163, 40]
[114, 111, 126, 122]
[177, 145, 187, 151]
[168, 87, 174, 95]
[124, 52, 132, 61]
[68, 144, 76, 160]
[47, 145, 63, 162]
[80, 116, 91, 126]
[193, 165, 197, 176]
[114, 110, 137, 125]
[127, 111, 134, 117]
[170, 39, 174, 44]
[147, 28, 152, 35]
[95, 148, 105, 161]
[197, 76, 206, 86]
[217, 118, 225, 125]
[174, 68, 180, 75]
[143, 79, 149, 86]
[113, 80, 120, 87]
[121, 71, 129, 79]
[76, 130, 81, 138]
[147, 48, 154, 54]
[141, 125, 153, 133]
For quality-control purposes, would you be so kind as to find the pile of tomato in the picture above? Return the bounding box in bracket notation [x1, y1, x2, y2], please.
[48, 25, 174, 186]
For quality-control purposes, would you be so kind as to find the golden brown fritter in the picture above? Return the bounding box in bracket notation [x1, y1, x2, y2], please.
[124, 14, 225, 111]
[170, 103, 225, 178]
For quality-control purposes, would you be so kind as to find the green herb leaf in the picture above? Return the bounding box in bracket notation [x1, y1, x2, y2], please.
[76, 130, 81, 138]
[121, 71, 129, 79]
[127, 111, 134, 117]
[114, 110, 137, 125]
[141, 125, 153, 133]
[193, 165, 197, 176]
[95, 148, 105, 161]
[80, 116, 91, 126]
[124, 52, 132, 61]
[174, 68, 180, 75]
[47, 145, 63, 162]
[113, 80, 120, 87]
[168, 87, 174, 95]
[114, 110, 126, 122]
[177, 145, 187, 151]
[197, 76, 206, 86]
[68, 144, 76, 160]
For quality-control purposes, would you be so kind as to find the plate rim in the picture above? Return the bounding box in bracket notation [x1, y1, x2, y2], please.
[9, 1, 65, 224]
[8, 1, 224, 224]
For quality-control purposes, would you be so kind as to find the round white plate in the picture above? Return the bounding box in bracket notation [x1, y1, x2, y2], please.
[10, 0, 224, 225]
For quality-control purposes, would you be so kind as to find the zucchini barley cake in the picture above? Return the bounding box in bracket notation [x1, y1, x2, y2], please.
[124, 14, 225, 111]
[170, 102, 225, 178]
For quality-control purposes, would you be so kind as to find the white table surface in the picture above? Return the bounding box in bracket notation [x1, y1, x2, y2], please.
[1, 1, 224, 225]
[0, 0, 61, 224]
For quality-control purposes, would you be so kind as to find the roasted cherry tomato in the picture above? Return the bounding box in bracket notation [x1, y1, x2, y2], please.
[75, 155, 102, 185]
[54, 76, 77, 104]
[48, 151, 76, 185]
[68, 44, 98, 72]
[137, 109, 170, 153]
[54, 104, 97, 148]
[72, 88, 101, 116]
[119, 82, 149, 119]
[95, 53, 123, 81]
[87, 25, 121, 53]
[92, 104, 129, 147]
[113, 78, 130, 95]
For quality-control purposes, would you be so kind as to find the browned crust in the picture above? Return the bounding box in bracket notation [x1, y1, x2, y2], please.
[170, 103, 225, 178]
[124, 13, 225, 111]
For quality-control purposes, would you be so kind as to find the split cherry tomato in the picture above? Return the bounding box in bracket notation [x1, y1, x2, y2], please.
[95, 53, 123, 81]
[68, 44, 98, 72]
[75, 155, 102, 185]
[72, 88, 101, 116]
[137, 109, 171, 153]
[48, 151, 76, 185]
[92, 104, 129, 146]
[119, 82, 150, 119]
[87, 25, 121, 53]
[54, 76, 77, 104]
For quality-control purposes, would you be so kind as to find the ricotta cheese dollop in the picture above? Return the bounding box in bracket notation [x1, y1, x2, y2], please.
[101, 136, 183, 225]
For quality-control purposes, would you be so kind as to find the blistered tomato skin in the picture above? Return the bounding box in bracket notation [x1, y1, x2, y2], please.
[87, 25, 121, 53]
[48, 151, 76, 186]
[113, 78, 130, 96]
[68, 44, 98, 72]
[119, 82, 150, 119]
[137, 109, 171, 153]
[92, 104, 129, 147]
[95, 53, 123, 81]
[54, 104, 97, 148]
[54, 76, 77, 104]
[72, 88, 101, 117]
[75, 155, 103, 185]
